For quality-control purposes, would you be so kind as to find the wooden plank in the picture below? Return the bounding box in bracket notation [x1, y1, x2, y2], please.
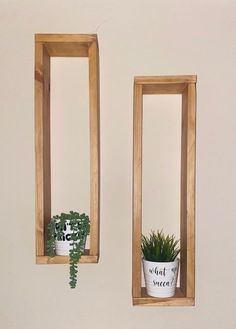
[186, 83, 196, 298]
[135, 75, 197, 85]
[35, 42, 51, 257]
[180, 86, 188, 295]
[133, 298, 194, 306]
[42, 46, 51, 251]
[88, 40, 100, 257]
[132, 83, 143, 298]
[142, 83, 187, 95]
[133, 288, 194, 306]
[36, 252, 98, 264]
[180, 83, 196, 298]
[35, 34, 97, 43]
[44, 42, 88, 57]
[35, 42, 44, 257]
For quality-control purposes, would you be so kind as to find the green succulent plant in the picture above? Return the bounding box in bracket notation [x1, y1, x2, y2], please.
[46, 211, 90, 289]
[141, 230, 180, 262]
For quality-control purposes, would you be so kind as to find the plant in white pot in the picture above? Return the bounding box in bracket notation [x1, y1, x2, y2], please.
[46, 211, 90, 289]
[141, 230, 180, 298]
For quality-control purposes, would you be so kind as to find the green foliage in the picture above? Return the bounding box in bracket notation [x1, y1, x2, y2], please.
[46, 211, 90, 289]
[141, 230, 180, 262]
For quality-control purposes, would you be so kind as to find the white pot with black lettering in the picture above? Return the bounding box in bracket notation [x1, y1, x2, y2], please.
[143, 258, 179, 298]
[55, 220, 86, 256]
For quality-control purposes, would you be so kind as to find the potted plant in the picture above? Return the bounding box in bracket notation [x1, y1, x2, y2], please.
[47, 211, 90, 289]
[141, 230, 180, 298]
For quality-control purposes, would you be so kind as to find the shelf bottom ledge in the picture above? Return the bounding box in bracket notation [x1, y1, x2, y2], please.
[133, 288, 194, 306]
[36, 250, 99, 264]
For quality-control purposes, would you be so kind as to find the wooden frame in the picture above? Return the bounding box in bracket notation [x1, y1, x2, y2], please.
[35, 34, 100, 264]
[132, 75, 196, 306]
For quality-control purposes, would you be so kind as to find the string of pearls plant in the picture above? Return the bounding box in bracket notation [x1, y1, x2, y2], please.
[47, 211, 90, 288]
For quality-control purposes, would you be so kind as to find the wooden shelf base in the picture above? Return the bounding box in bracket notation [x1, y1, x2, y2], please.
[36, 250, 99, 264]
[133, 288, 194, 306]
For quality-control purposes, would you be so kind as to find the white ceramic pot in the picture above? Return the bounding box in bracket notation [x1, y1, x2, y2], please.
[142, 258, 179, 298]
[55, 220, 86, 256]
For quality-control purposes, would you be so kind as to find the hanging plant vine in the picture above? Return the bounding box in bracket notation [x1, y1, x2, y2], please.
[47, 211, 90, 288]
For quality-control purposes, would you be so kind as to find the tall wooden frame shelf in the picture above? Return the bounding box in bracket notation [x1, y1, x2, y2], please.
[132, 75, 197, 306]
[35, 34, 100, 264]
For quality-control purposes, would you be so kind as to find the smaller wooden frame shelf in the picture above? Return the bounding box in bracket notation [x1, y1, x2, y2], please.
[35, 34, 100, 264]
[132, 75, 196, 306]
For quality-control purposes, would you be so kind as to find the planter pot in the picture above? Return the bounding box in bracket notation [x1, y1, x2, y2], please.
[55, 220, 87, 256]
[142, 258, 179, 298]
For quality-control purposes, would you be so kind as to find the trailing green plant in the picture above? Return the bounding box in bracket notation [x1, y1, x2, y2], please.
[141, 230, 180, 262]
[47, 211, 90, 289]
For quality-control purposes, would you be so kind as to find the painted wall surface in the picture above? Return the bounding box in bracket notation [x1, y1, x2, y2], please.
[1, 1, 236, 328]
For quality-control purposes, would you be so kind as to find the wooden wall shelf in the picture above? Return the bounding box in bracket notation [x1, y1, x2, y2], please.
[132, 75, 196, 306]
[35, 34, 100, 264]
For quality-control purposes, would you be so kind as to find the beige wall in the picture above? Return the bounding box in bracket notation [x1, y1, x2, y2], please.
[1, 0, 236, 328]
